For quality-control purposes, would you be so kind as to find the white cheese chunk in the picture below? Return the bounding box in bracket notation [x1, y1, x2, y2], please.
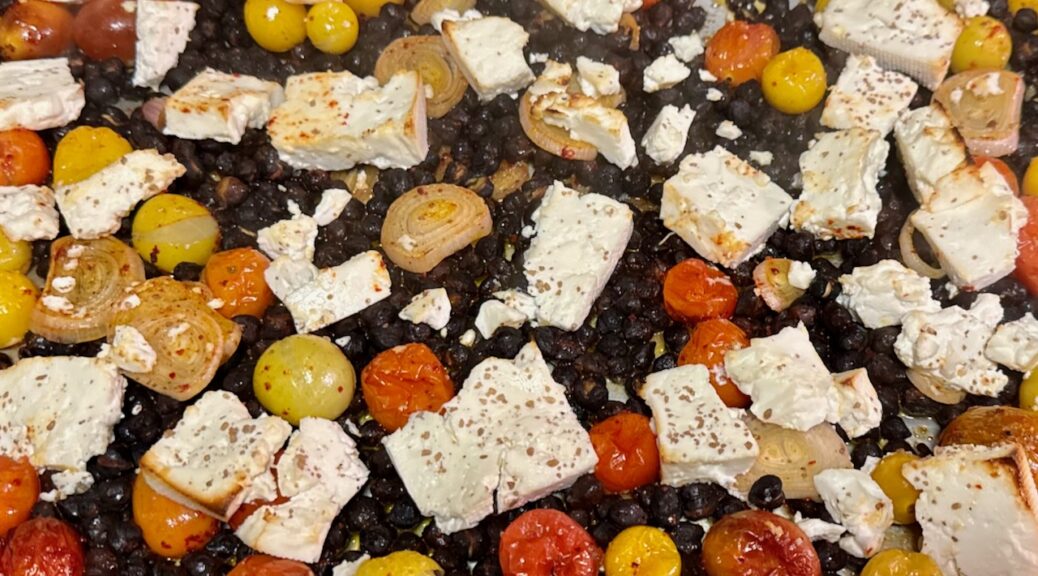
[641, 104, 695, 165]
[493, 289, 539, 320]
[441, 16, 534, 101]
[42, 470, 95, 502]
[826, 368, 882, 438]
[429, 8, 482, 32]
[164, 69, 283, 144]
[817, 0, 963, 90]
[523, 181, 633, 331]
[257, 215, 318, 262]
[268, 71, 428, 171]
[235, 418, 369, 563]
[539, 0, 637, 34]
[725, 323, 832, 431]
[263, 256, 318, 299]
[643, 54, 691, 93]
[312, 188, 352, 226]
[109, 325, 158, 374]
[986, 314, 1038, 374]
[55, 149, 186, 240]
[837, 260, 940, 329]
[792, 128, 888, 240]
[905, 444, 1038, 576]
[575, 56, 621, 98]
[140, 391, 292, 521]
[893, 104, 968, 205]
[814, 468, 894, 558]
[132, 0, 199, 89]
[640, 364, 758, 488]
[748, 150, 773, 166]
[895, 293, 1007, 397]
[0, 185, 59, 241]
[787, 261, 816, 290]
[795, 512, 847, 543]
[332, 556, 371, 576]
[706, 88, 723, 102]
[398, 288, 452, 331]
[715, 120, 742, 140]
[668, 33, 704, 62]
[383, 343, 597, 533]
[955, 0, 989, 17]
[474, 300, 529, 338]
[820, 55, 918, 136]
[661, 146, 793, 268]
[910, 162, 1028, 291]
[540, 95, 638, 169]
[0, 58, 84, 131]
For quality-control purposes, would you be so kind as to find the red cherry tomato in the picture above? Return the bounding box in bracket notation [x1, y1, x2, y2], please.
[589, 413, 660, 493]
[976, 156, 1020, 195]
[0, 129, 50, 186]
[0, 456, 39, 537]
[361, 343, 455, 432]
[499, 509, 602, 576]
[0, 517, 85, 576]
[678, 319, 751, 408]
[0, 1, 74, 61]
[228, 555, 314, 576]
[72, 0, 136, 62]
[663, 259, 739, 323]
[702, 510, 821, 576]
[1016, 196, 1038, 295]
[705, 20, 780, 87]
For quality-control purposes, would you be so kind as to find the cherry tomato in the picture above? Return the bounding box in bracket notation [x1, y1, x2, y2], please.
[761, 47, 827, 115]
[228, 555, 314, 576]
[72, 0, 135, 62]
[344, 0, 404, 18]
[356, 551, 442, 576]
[243, 0, 307, 53]
[361, 343, 455, 432]
[975, 156, 1019, 195]
[0, 517, 84, 576]
[0, 129, 50, 186]
[0, 457, 38, 537]
[306, 1, 359, 55]
[201, 248, 274, 319]
[52, 126, 132, 186]
[604, 526, 680, 576]
[705, 20, 780, 87]
[702, 510, 821, 576]
[678, 319, 751, 408]
[499, 509, 602, 576]
[228, 464, 288, 530]
[589, 413, 660, 493]
[0, 1, 74, 60]
[951, 16, 1012, 73]
[132, 474, 219, 558]
[663, 259, 738, 323]
[861, 549, 942, 576]
[1016, 196, 1038, 295]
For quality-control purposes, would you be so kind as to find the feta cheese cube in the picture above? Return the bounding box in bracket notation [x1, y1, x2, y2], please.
[910, 162, 1028, 290]
[165, 69, 283, 144]
[523, 181, 633, 331]
[641, 104, 695, 165]
[826, 368, 882, 438]
[268, 70, 428, 171]
[109, 325, 158, 374]
[895, 293, 1007, 397]
[54, 149, 186, 239]
[661, 146, 793, 268]
[787, 261, 816, 290]
[837, 260, 940, 329]
[539, 90, 638, 169]
[640, 364, 758, 488]
[441, 16, 534, 101]
[791, 128, 888, 240]
[257, 215, 318, 262]
[668, 33, 704, 63]
[986, 314, 1038, 374]
[575, 56, 621, 98]
[893, 104, 968, 204]
[0, 185, 59, 241]
[264, 256, 319, 299]
[383, 343, 597, 533]
[474, 300, 529, 338]
[643, 54, 691, 93]
[715, 120, 742, 140]
[539, 0, 637, 34]
[132, 0, 199, 89]
[312, 188, 352, 226]
[795, 512, 847, 543]
[398, 288, 452, 331]
[817, 0, 963, 90]
[820, 55, 918, 135]
[725, 323, 832, 431]
[0, 58, 84, 131]
[814, 468, 894, 558]
[139, 391, 292, 520]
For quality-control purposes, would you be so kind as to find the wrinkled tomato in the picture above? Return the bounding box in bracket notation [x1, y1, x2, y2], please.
[702, 510, 821, 576]
[131, 474, 219, 558]
[0, 456, 38, 537]
[361, 343, 455, 431]
[678, 319, 751, 408]
[0, 517, 84, 576]
[589, 413, 660, 493]
[1016, 196, 1038, 295]
[705, 20, 780, 86]
[0, 129, 50, 186]
[0, 1, 74, 60]
[663, 259, 739, 323]
[499, 509, 602, 576]
[201, 248, 274, 319]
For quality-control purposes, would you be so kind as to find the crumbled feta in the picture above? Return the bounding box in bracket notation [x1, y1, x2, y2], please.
[312, 188, 352, 226]
[332, 556, 371, 576]
[398, 288, 452, 331]
[441, 16, 534, 101]
[164, 69, 284, 144]
[575, 56, 621, 98]
[528, 52, 549, 64]
[257, 215, 318, 262]
[0, 58, 84, 131]
[820, 55, 918, 136]
[474, 300, 528, 338]
[837, 260, 940, 329]
[698, 68, 717, 82]
[814, 468, 894, 558]
[0, 185, 59, 241]
[132, 0, 199, 89]
[643, 54, 691, 93]
[641, 104, 695, 165]
[787, 261, 816, 290]
[50, 276, 75, 294]
[985, 314, 1038, 374]
[893, 104, 968, 204]
[493, 289, 539, 320]
[42, 470, 95, 502]
[539, 0, 638, 34]
[459, 329, 477, 347]
[668, 32, 704, 62]
[826, 368, 882, 438]
[41, 295, 74, 313]
[954, 0, 989, 16]
[715, 120, 742, 140]
[748, 150, 773, 166]
[706, 88, 723, 102]
[795, 512, 847, 543]
[110, 325, 157, 374]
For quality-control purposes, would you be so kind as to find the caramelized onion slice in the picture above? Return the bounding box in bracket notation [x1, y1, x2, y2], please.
[29, 236, 145, 344]
[519, 91, 598, 162]
[375, 36, 468, 119]
[753, 258, 805, 312]
[907, 368, 966, 405]
[619, 13, 640, 51]
[490, 161, 533, 201]
[411, 0, 476, 25]
[381, 184, 492, 273]
[734, 416, 853, 500]
[934, 70, 1023, 157]
[899, 214, 946, 280]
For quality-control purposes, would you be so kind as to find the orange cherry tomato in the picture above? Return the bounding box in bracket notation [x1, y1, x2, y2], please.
[228, 555, 314, 576]
[0, 1, 74, 61]
[705, 20, 780, 87]
[976, 156, 1020, 195]
[663, 259, 738, 323]
[499, 509, 602, 576]
[0, 517, 84, 576]
[0, 456, 39, 537]
[201, 248, 274, 319]
[589, 413, 660, 493]
[0, 129, 50, 186]
[678, 319, 751, 408]
[72, 0, 136, 62]
[131, 474, 219, 559]
[361, 343, 455, 432]
[1017, 196, 1038, 295]
[702, 510, 821, 576]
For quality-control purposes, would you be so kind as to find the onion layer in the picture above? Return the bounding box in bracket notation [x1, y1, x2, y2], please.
[375, 36, 468, 119]
[752, 258, 805, 312]
[381, 184, 492, 273]
[934, 70, 1023, 157]
[411, 0, 476, 25]
[899, 214, 946, 280]
[519, 91, 598, 162]
[907, 369, 966, 405]
[734, 416, 852, 500]
[490, 161, 533, 201]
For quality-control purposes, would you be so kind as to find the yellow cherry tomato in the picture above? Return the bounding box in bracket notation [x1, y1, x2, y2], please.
[1020, 370, 1038, 409]
[761, 47, 827, 115]
[253, 334, 356, 425]
[1023, 157, 1038, 198]
[356, 552, 442, 576]
[1010, 0, 1038, 13]
[132, 194, 220, 273]
[861, 549, 942, 576]
[951, 16, 1012, 74]
[0, 230, 31, 273]
[52, 126, 132, 186]
[306, 1, 359, 55]
[344, 0, 403, 18]
[605, 526, 681, 576]
[870, 452, 921, 525]
[0, 271, 38, 348]
[243, 0, 307, 53]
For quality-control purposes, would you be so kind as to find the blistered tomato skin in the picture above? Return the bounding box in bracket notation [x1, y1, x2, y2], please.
[52, 126, 132, 186]
[500, 509, 602, 576]
[72, 0, 136, 62]
[0, 129, 50, 186]
[306, 1, 359, 55]
[0, 456, 38, 537]
[663, 259, 738, 323]
[0, 517, 85, 576]
[344, 0, 405, 18]
[702, 510, 821, 576]
[0, 271, 38, 349]
[951, 16, 1012, 73]
[0, 1, 74, 61]
[254, 334, 357, 425]
[678, 318, 751, 408]
[761, 47, 827, 115]
[361, 343, 454, 432]
[870, 452, 921, 525]
[590, 413, 660, 493]
[604, 526, 681, 576]
[132, 474, 219, 559]
[861, 549, 942, 576]
[243, 0, 307, 53]
[228, 555, 314, 576]
[705, 20, 780, 87]
[356, 551, 443, 576]
[132, 194, 220, 273]
[201, 248, 274, 318]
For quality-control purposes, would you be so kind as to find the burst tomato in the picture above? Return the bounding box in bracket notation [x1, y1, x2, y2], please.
[589, 413, 660, 493]
[0, 517, 84, 576]
[361, 343, 455, 431]
[702, 510, 821, 576]
[705, 20, 780, 86]
[131, 474, 219, 558]
[0, 129, 50, 186]
[663, 259, 738, 323]
[0, 0, 74, 60]
[0, 456, 38, 537]
[201, 248, 274, 319]
[678, 319, 751, 408]
[1016, 196, 1038, 295]
[499, 509, 602, 576]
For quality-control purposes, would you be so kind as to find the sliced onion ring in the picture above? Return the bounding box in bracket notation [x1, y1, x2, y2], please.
[381, 184, 492, 274]
[899, 214, 946, 280]
[411, 0, 476, 25]
[934, 69, 1023, 157]
[519, 91, 598, 162]
[375, 36, 468, 119]
[753, 258, 805, 312]
[907, 368, 966, 405]
[29, 236, 145, 344]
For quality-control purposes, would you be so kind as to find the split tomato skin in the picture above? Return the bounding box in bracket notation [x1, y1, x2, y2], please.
[361, 343, 455, 432]
[499, 509, 602, 576]
[0, 517, 85, 576]
[589, 412, 660, 493]
[702, 510, 821, 576]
